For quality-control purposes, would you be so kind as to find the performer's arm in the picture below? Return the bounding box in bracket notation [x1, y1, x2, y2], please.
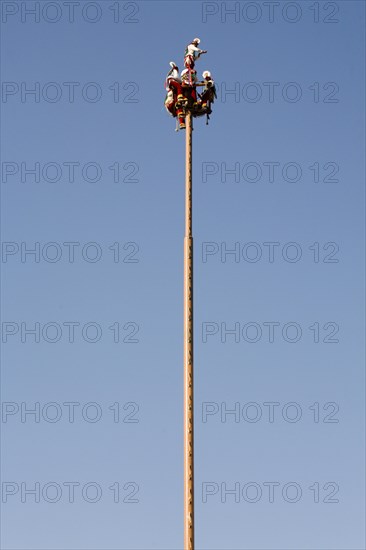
[191, 45, 207, 56]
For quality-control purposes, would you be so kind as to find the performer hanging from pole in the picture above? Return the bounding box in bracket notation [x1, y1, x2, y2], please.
[164, 61, 187, 130]
[199, 70, 216, 113]
[165, 61, 186, 106]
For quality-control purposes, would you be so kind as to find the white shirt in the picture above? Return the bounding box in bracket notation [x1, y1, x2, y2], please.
[185, 43, 203, 59]
[167, 68, 181, 82]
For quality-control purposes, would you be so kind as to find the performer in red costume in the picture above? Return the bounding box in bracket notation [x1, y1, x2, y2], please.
[181, 68, 198, 105]
[165, 61, 186, 106]
[164, 61, 187, 129]
[164, 61, 186, 129]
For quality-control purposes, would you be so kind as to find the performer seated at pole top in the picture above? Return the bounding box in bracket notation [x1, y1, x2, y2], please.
[164, 38, 215, 130]
[181, 67, 198, 104]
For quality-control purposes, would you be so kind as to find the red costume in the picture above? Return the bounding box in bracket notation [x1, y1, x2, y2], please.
[181, 69, 198, 104]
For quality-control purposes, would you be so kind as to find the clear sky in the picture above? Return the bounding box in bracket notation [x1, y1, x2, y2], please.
[1, 1, 365, 549]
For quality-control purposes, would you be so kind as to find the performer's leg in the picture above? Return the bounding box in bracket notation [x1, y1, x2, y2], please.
[177, 106, 186, 129]
[188, 62, 196, 86]
[184, 55, 194, 69]
[170, 80, 185, 105]
[200, 90, 208, 109]
[200, 90, 213, 112]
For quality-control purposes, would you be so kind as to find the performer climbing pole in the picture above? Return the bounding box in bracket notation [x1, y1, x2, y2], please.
[164, 39, 215, 550]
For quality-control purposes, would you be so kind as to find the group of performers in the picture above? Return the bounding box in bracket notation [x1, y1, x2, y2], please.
[164, 38, 216, 130]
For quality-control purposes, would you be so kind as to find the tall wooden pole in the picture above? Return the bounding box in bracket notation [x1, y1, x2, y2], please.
[184, 110, 194, 549]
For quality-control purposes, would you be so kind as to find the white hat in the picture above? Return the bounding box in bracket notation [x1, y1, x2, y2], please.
[170, 61, 177, 68]
[193, 38, 200, 44]
[202, 70, 211, 78]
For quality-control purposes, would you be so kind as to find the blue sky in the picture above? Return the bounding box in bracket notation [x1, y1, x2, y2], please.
[1, 1, 365, 548]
